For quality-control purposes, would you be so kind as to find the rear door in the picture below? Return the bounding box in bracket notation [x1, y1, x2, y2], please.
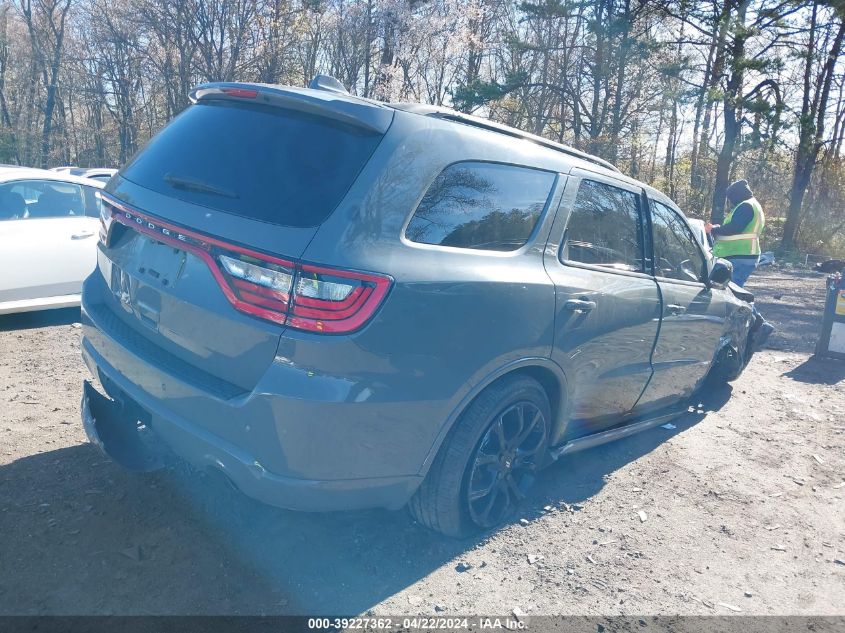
[0, 179, 98, 303]
[544, 169, 661, 437]
[634, 198, 726, 412]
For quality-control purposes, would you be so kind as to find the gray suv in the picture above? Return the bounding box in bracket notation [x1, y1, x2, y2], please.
[80, 79, 756, 536]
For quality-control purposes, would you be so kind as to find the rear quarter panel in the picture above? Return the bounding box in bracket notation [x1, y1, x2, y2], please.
[277, 113, 576, 477]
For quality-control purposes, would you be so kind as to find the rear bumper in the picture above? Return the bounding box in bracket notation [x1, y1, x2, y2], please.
[80, 293, 425, 512]
[81, 357, 421, 511]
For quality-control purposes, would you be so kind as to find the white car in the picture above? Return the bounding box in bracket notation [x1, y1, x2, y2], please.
[0, 167, 105, 315]
[687, 218, 709, 250]
[51, 166, 117, 183]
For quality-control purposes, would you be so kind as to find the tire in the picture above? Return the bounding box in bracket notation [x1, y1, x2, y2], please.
[409, 375, 550, 537]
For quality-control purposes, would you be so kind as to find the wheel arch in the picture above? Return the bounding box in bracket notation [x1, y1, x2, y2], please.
[416, 357, 571, 479]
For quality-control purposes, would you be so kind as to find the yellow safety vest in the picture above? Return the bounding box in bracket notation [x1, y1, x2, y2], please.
[713, 197, 765, 258]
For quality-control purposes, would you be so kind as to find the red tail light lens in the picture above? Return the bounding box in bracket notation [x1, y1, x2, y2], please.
[217, 254, 294, 324]
[288, 264, 392, 333]
[217, 256, 391, 332]
[100, 194, 392, 334]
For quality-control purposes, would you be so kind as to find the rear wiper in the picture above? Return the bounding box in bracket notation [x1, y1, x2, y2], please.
[164, 173, 238, 199]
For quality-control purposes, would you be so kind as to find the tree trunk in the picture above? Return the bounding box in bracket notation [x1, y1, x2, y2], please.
[781, 7, 845, 251]
[608, 0, 631, 164]
[693, 0, 731, 215]
[689, 13, 719, 194]
[711, 0, 749, 223]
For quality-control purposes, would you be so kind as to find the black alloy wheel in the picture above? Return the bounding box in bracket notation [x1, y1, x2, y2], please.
[465, 401, 547, 528]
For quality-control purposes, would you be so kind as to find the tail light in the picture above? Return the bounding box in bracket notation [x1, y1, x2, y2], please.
[96, 192, 112, 243]
[289, 264, 392, 333]
[217, 254, 295, 324]
[215, 254, 390, 333]
[102, 194, 392, 334]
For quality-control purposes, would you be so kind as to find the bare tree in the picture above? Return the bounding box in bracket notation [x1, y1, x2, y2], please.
[19, 0, 72, 167]
[782, 0, 845, 250]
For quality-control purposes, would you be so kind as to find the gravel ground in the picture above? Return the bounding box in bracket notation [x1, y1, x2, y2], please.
[0, 269, 843, 616]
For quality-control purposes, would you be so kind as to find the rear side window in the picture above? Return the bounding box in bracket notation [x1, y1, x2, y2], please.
[650, 200, 706, 283]
[121, 101, 384, 228]
[561, 179, 644, 272]
[0, 179, 92, 220]
[405, 162, 555, 252]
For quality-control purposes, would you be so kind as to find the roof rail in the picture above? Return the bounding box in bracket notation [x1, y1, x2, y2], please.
[391, 103, 620, 173]
[436, 112, 620, 173]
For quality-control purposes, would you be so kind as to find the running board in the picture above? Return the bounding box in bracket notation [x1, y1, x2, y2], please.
[550, 409, 685, 460]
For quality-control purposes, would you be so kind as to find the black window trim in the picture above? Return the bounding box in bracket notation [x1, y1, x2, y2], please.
[646, 195, 709, 288]
[556, 172, 653, 280]
[400, 159, 561, 256]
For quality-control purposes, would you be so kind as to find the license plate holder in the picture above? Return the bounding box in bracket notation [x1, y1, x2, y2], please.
[137, 237, 186, 288]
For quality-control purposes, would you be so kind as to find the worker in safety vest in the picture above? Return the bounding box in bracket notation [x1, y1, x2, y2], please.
[706, 179, 765, 286]
[706, 179, 774, 347]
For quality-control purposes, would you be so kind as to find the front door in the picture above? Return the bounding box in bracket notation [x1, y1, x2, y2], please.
[635, 198, 726, 411]
[544, 170, 661, 440]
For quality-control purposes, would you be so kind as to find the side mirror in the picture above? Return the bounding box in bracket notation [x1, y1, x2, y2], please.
[709, 258, 733, 287]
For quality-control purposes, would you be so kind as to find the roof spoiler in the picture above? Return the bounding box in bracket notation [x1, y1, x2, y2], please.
[189, 81, 393, 134]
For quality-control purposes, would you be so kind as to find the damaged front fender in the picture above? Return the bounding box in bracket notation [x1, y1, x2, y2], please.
[710, 298, 756, 382]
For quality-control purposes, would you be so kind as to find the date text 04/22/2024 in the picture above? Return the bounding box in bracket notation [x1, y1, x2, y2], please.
[306, 617, 526, 630]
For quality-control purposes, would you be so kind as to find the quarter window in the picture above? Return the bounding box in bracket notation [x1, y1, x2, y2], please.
[405, 162, 555, 251]
[561, 179, 644, 272]
[650, 200, 706, 283]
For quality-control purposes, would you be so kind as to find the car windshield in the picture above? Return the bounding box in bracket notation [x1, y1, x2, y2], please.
[120, 100, 385, 228]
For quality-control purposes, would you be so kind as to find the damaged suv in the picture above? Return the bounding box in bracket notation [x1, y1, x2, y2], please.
[80, 77, 757, 536]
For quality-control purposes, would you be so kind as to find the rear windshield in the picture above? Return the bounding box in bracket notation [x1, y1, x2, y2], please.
[120, 100, 384, 228]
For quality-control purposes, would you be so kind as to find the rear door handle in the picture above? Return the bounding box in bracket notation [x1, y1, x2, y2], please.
[565, 299, 597, 313]
[666, 304, 687, 315]
[71, 231, 95, 240]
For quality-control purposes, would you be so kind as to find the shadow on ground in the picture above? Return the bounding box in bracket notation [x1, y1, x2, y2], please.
[746, 270, 827, 354]
[0, 307, 81, 331]
[784, 355, 845, 385]
[0, 384, 730, 615]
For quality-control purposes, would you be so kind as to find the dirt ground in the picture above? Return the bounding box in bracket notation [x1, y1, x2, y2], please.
[0, 268, 843, 616]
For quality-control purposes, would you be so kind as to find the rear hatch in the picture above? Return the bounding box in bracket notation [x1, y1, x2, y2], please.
[92, 84, 392, 394]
